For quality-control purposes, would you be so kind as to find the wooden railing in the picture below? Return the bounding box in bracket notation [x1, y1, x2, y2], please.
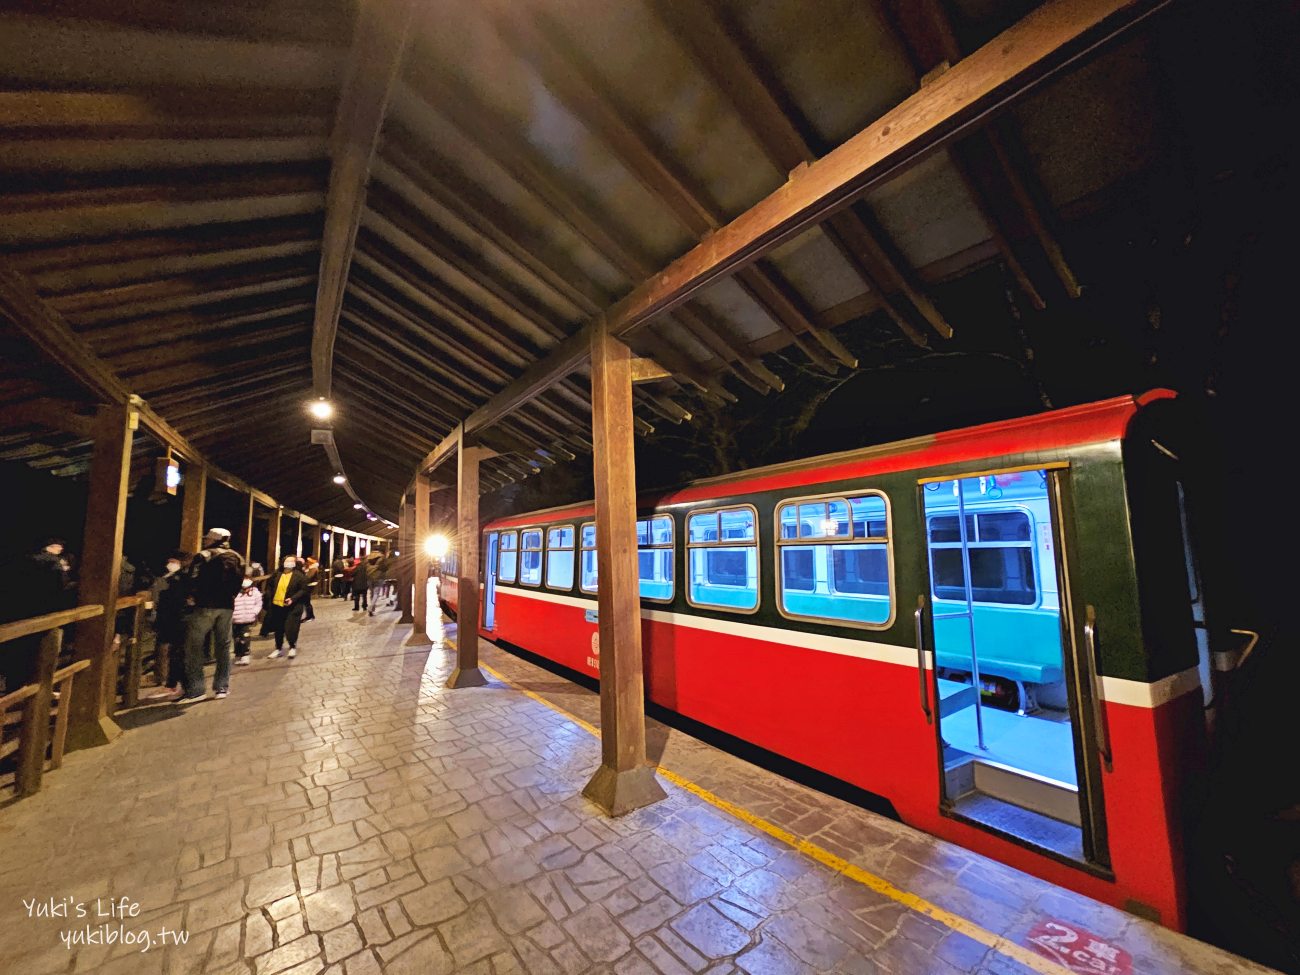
[0, 604, 103, 798]
[113, 593, 150, 709]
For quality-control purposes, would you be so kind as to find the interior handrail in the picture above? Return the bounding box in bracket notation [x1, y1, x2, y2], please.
[0, 604, 104, 646]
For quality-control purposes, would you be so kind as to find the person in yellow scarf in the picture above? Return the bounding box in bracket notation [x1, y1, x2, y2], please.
[264, 557, 307, 659]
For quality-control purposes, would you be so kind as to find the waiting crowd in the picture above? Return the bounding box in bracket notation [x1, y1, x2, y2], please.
[0, 530, 399, 704]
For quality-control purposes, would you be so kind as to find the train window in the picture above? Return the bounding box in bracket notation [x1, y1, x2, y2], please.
[686, 505, 759, 613]
[520, 529, 543, 587]
[580, 523, 597, 593]
[546, 525, 575, 591]
[776, 492, 892, 628]
[928, 510, 1036, 605]
[636, 514, 673, 602]
[497, 531, 518, 584]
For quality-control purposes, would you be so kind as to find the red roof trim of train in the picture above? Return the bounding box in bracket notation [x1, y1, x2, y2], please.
[483, 390, 1176, 531]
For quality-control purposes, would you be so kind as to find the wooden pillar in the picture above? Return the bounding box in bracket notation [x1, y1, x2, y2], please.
[15, 628, 61, 795]
[581, 319, 666, 815]
[397, 495, 414, 624]
[236, 492, 255, 562]
[411, 475, 430, 640]
[448, 444, 488, 688]
[179, 462, 207, 554]
[67, 403, 132, 751]
[266, 507, 282, 575]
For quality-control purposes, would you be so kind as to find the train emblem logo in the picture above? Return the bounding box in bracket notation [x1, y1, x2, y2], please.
[1025, 920, 1132, 975]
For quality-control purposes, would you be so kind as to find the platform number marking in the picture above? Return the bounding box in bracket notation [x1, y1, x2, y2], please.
[1025, 920, 1132, 975]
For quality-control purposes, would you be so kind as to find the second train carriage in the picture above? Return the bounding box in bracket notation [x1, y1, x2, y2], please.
[442, 390, 1240, 929]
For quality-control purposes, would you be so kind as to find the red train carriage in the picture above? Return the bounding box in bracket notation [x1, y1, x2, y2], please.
[445, 391, 1240, 930]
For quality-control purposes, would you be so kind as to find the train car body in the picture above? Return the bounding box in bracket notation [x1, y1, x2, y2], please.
[449, 391, 1223, 929]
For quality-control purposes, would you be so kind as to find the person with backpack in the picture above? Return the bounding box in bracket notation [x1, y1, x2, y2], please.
[173, 528, 245, 703]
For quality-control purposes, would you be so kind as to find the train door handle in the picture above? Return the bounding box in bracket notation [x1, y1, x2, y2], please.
[1083, 605, 1112, 771]
[915, 596, 932, 724]
[1229, 628, 1260, 668]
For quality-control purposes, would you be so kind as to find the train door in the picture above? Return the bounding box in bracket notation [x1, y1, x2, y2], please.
[484, 532, 499, 631]
[920, 468, 1102, 863]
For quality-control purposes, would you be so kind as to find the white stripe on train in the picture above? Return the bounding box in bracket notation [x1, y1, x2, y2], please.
[491, 586, 1201, 711]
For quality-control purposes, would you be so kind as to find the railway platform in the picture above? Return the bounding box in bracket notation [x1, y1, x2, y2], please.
[0, 599, 1275, 975]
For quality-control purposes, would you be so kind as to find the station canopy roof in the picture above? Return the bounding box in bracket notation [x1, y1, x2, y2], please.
[0, 0, 1259, 528]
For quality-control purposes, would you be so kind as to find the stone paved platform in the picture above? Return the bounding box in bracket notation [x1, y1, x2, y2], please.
[0, 598, 1277, 975]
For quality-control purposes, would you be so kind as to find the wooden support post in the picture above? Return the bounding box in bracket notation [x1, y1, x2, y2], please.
[68, 403, 132, 751]
[266, 507, 282, 576]
[397, 495, 414, 624]
[179, 462, 207, 554]
[410, 474, 430, 641]
[236, 492, 255, 562]
[121, 600, 146, 710]
[15, 628, 61, 797]
[447, 445, 488, 688]
[582, 319, 666, 815]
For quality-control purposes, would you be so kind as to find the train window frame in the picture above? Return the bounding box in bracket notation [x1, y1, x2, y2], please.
[773, 490, 896, 631]
[636, 513, 675, 604]
[497, 530, 518, 585]
[685, 503, 761, 615]
[926, 504, 1040, 609]
[579, 522, 597, 593]
[519, 528, 543, 588]
[545, 524, 576, 592]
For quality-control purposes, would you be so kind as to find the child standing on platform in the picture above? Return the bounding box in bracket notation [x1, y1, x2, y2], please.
[232, 575, 263, 666]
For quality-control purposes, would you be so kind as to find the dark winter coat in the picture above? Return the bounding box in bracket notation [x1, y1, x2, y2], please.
[0, 550, 71, 623]
[151, 568, 187, 644]
[181, 545, 246, 610]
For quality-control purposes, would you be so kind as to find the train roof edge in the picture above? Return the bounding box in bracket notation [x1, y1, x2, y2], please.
[482, 390, 1179, 529]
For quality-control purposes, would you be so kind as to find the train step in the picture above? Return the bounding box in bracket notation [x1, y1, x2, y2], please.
[946, 756, 1081, 827]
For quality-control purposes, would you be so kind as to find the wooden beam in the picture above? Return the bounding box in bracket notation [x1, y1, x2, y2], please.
[413, 0, 1164, 439]
[581, 318, 665, 816]
[2, 397, 96, 439]
[67, 404, 131, 751]
[0, 260, 127, 404]
[447, 444, 489, 688]
[311, 0, 415, 399]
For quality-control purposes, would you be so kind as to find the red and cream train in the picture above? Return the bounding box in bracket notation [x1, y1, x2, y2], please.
[443, 391, 1243, 930]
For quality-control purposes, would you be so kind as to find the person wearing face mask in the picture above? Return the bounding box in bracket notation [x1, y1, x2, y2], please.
[264, 556, 308, 659]
[231, 569, 264, 666]
[143, 551, 192, 701]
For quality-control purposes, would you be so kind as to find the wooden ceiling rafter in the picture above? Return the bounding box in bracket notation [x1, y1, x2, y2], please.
[883, 0, 1081, 305]
[309, 0, 416, 401]
[488, 4, 860, 371]
[648, 0, 948, 348]
[405, 0, 1169, 483]
[394, 60, 766, 395]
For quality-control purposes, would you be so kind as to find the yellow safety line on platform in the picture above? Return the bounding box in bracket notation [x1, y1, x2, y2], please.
[479, 663, 1063, 974]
